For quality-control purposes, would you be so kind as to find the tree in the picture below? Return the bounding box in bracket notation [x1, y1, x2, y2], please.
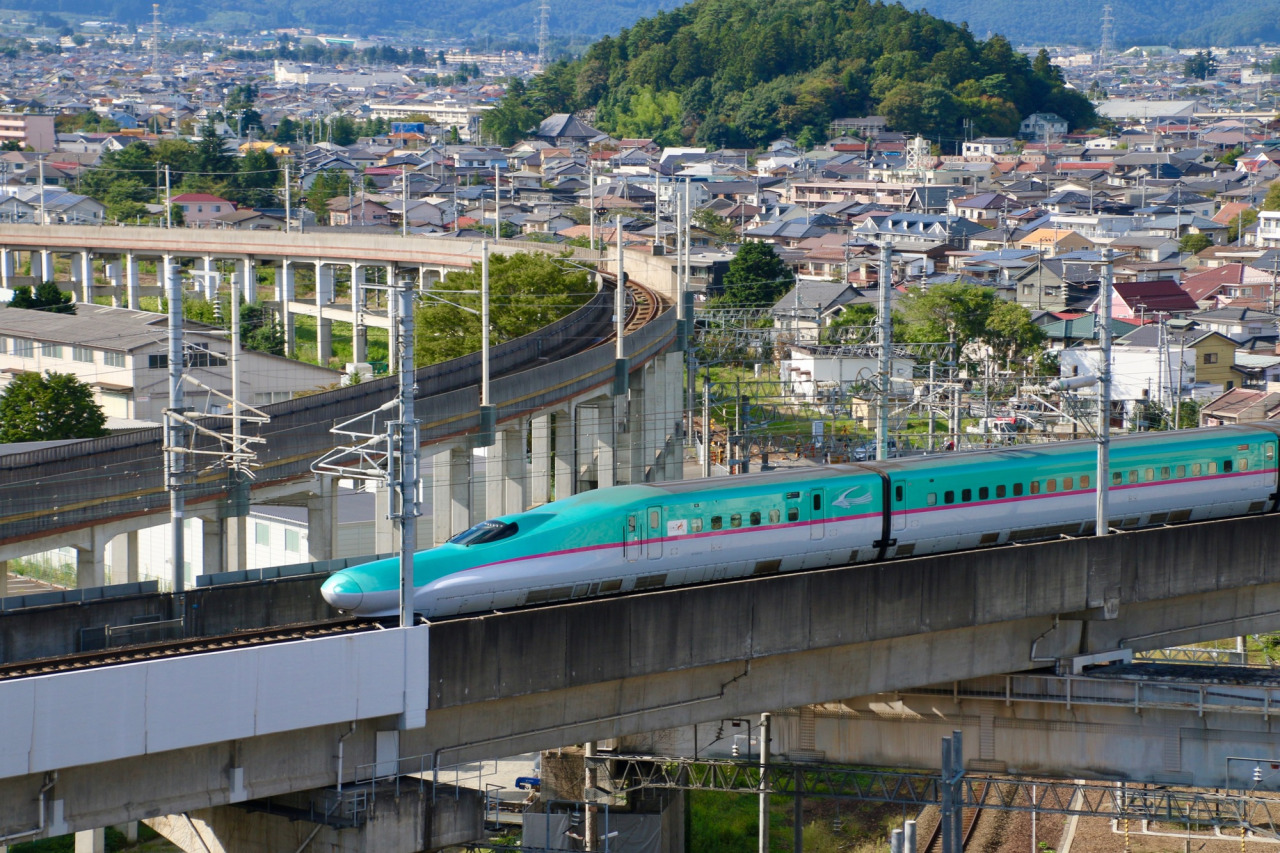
[0, 372, 107, 442]
[1184, 50, 1217, 80]
[1228, 209, 1258, 243]
[1262, 182, 1280, 212]
[984, 300, 1045, 368]
[1179, 232, 1213, 255]
[305, 169, 352, 225]
[714, 242, 794, 308]
[7, 281, 74, 313]
[691, 208, 738, 245]
[413, 252, 592, 365]
[897, 283, 999, 349]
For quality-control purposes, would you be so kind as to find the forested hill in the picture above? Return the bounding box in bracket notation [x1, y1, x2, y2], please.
[899, 0, 1278, 48]
[484, 0, 1097, 150]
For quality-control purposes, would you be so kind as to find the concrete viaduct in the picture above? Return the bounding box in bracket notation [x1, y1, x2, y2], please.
[3, 511, 1280, 847]
[0, 225, 687, 596]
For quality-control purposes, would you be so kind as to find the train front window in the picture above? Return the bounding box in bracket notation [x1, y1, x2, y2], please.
[448, 519, 519, 546]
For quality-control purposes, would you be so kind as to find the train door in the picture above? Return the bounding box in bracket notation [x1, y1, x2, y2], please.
[624, 513, 641, 561]
[646, 506, 663, 559]
[809, 489, 825, 540]
[892, 481, 907, 532]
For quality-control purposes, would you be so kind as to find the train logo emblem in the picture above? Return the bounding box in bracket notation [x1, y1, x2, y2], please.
[833, 486, 872, 508]
[667, 519, 687, 536]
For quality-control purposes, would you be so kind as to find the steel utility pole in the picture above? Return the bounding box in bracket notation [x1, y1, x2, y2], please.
[391, 283, 420, 628]
[876, 241, 893, 461]
[163, 256, 186, 596]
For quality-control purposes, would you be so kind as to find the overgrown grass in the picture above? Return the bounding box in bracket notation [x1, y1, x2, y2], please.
[11, 824, 175, 852]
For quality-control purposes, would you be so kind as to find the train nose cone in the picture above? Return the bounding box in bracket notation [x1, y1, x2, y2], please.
[321, 574, 364, 612]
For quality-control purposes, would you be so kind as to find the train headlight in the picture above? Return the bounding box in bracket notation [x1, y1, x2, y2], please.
[321, 573, 364, 612]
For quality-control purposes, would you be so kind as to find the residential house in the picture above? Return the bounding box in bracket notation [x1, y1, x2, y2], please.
[1199, 388, 1280, 425]
[961, 137, 1015, 158]
[327, 195, 391, 227]
[171, 193, 235, 227]
[1019, 113, 1068, 141]
[771, 280, 867, 344]
[1092, 280, 1199, 320]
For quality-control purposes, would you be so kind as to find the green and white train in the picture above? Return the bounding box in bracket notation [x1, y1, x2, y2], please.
[321, 424, 1280, 618]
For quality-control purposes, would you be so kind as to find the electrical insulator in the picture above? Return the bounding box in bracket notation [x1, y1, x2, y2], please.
[1254, 765, 1264, 783]
[731, 743, 740, 758]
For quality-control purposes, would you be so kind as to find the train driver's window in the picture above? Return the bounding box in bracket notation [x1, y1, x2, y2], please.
[996, 485, 1006, 498]
[769, 509, 780, 523]
[1081, 475, 1090, 488]
[1013, 483, 1023, 496]
[691, 518, 703, 532]
[1223, 460, 1233, 473]
[961, 488, 971, 502]
[1176, 465, 1186, 477]
[1193, 463, 1202, 476]
[787, 507, 799, 522]
[926, 493, 937, 506]
[1046, 479, 1057, 493]
[750, 511, 761, 525]
[979, 486, 989, 500]
[1064, 477, 1073, 491]
[1208, 462, 1218, 474]
[944, 490, 955, 504]
[711, 516, 723, 530]
[730, 513, 742, 528]
[650, 510, 660, 529]
[1029, 481, 1040, 495]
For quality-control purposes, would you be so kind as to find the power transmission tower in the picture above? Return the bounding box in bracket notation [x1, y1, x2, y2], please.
[535, 0, 551, 71]
[151, 3, 161, 69]
[1099, 5, 1115, 68]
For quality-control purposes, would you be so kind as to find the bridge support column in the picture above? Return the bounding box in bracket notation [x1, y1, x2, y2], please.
[201, 517, 224, 576]
[104, 261, 121, 306]
[35, 249, 50, 282]
[0, 558, 8, 598]
[74, 527, 108, 589]
[0, 247, 11, 291]
[664, 352, 685, 482]
[110, 530, 139, 584]
[588, 399, 616, 489]
[351, 262, 367, 364]
[306, 478, 337, 562]
[315, 262, 333, 365]
[279, 260, 296, 354]
[79, 251, 92, 303]
[432, 444, 471, 545]
[484, 422, 527, 518]
[202, 256, 217, 300]
[530, 414, 552, 506]
[554, 407, 577, 499]
[241, 257, 257, 304]
[625, 366, 648, 485]
[73, 827, 103, 853]
[125, 253, 138, 309]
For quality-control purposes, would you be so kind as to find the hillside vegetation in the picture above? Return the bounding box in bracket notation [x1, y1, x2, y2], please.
[486, 0, 1096, 149]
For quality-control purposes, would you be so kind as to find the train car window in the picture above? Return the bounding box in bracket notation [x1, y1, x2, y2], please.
[711, 516, 723, 530]
[812, 493, 823, 511]
[979, 486, 989, 500]
[786, 491, 800, 499]
[691, 518, 703, 533]
[1013, 483, 1023, 497]
[600, 579, 623, 593]
[1112, 472, 1122, 485]
[1176, 465, 1186, 477]
[628, 517, 637, 532]
[927, 493, 937, 506]
[1128, 471, 1138, 484]
[1064, 477, 1074, 491]
[787, 507, 799, 522]
[944, 490, 955, 504]
[895, 485, 904, 502]
[1223, 460, 1233, 473]
[1240, 458, 1249, 471]
[448, 519, 520, 546]
[750, 511, 761, 525]
[1046, 479, 1057, 493]
[1030, 481, 1040, 495]
[1193, 463, 1202, 476]
[1267, 445, 1275, 461]
[1208, 462, 1218, 474]
[730, 513, 742, 528]
[996, 485, 1006, 498]
[769, 509, 780, 524]
[1145, 468, 1154, 482]
[961, 488, 972, 502]
[1160, 467, 1170, 480]
[649, 510, 660, 529]
[1081, 475, 1090, 488]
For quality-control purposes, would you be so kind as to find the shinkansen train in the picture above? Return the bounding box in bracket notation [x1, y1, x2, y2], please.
[320, 424, 1280, 618]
